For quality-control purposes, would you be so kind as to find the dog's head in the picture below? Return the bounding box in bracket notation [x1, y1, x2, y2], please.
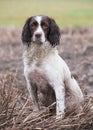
[22, 15, 60, 46]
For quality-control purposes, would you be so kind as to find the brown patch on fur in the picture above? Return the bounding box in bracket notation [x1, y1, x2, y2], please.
[29, 71, 55, 107]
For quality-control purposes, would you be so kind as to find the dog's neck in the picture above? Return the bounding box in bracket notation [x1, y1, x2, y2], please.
[23, 41, 57, 66]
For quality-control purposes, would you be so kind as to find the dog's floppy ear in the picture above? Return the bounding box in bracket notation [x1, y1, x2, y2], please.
[48, 18, 60, 46]
[21, 17, 32, 45]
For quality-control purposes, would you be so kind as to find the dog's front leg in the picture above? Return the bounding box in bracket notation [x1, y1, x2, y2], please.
[26, 80, 40, 112]
[53, 84, 65, 119]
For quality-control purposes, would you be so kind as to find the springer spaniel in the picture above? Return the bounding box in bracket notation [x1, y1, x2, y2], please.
[22, 15, 83, 119]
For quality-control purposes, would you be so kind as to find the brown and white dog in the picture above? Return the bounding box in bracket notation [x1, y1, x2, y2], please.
[21, 15, 83, 119]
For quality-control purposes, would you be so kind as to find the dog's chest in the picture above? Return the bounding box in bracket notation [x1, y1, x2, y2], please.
[23, 43, 62, 89]
[23, 43, 52, 66]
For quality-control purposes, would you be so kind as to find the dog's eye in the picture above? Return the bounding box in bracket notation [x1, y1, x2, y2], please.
[31, 22, 38, 30]
[41, 22, 48, 29]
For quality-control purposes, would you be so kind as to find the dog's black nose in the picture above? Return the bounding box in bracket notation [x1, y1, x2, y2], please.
[35, 33, 42, 39]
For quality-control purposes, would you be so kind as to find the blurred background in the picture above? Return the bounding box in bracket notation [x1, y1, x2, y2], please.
[0, 0, 93, 27]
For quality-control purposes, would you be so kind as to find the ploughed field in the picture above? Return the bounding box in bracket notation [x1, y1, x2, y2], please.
[0, 26, 93, 130]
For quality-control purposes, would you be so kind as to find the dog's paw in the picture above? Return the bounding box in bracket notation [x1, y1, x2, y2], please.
[33, 104, 40, 112]
[56, 112, 65, 120]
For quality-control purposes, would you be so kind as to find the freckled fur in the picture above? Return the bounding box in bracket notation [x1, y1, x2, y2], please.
[23, 41, 56, 66]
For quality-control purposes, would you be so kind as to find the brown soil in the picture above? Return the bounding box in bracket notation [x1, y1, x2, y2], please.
[0, 26, 93, 130]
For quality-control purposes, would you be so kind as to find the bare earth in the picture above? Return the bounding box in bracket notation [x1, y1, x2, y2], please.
[0, 26, 93, 129]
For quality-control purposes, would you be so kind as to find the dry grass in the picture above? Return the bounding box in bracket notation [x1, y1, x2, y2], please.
[0, 72, 93, 130]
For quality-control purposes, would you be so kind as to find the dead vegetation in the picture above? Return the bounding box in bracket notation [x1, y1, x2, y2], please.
[0, 72, 93, 130]
[0, 26, 93, 129]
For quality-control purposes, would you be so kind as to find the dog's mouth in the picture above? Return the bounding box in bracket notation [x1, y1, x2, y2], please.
[33, 39, 43, 44]
[32, 38, 47, 44]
